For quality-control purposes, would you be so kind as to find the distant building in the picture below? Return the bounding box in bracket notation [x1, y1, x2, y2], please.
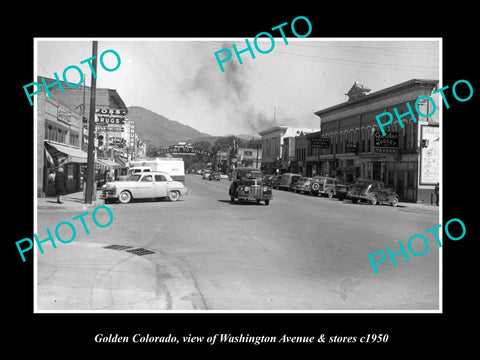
[293, 131, 310, 176]
[258, 126, 319, 174]
[235, 147, 262, 169]
[313, 79, 439, 203]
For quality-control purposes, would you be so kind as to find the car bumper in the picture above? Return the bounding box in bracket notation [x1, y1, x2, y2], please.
[102, 191, 118, 199]
[237, 193, 273, 201]
[349, 194, 368, 200]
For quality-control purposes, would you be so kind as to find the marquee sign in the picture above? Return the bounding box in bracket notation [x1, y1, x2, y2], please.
[310, 137, 330, 149]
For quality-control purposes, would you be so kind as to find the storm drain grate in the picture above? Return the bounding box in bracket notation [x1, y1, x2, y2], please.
[126, 248, 155, 256]
[104, 245, 133, 251]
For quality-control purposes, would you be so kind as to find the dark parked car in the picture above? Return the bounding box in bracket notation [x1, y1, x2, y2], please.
[271, 175, 281, 189]
[276, 173, 302, 191]
[348, 179, 398, 206]
[229, 167, 272, 205]
[333, 182, 350, 200]
[209, 172, 221, 181]
[262, 174, 275, 187]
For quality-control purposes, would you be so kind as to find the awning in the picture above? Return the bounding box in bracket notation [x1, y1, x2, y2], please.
[97, 158, 121, 169]
[114, 154, 128, 167]
[45, 141, 88, 163]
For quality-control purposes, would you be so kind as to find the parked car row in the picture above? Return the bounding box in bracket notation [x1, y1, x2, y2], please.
[265, 173, 398, 206]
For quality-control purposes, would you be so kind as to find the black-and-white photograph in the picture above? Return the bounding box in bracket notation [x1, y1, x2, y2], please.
[31, 37, 443, 312]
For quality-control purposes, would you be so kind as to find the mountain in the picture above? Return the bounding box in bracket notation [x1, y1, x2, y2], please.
[127, 106, 212, 147]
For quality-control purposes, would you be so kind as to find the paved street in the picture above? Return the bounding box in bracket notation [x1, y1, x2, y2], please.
[37, 174, 440, 311]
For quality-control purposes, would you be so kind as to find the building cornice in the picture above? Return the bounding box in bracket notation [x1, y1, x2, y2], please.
[314, 79, 439, 119]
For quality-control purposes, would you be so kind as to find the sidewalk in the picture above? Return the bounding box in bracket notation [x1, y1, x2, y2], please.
[36, 241, 206, 311]
[396, 201, 440, 215]
[36, 192, 206, 311]
[37, 190, 104, 211]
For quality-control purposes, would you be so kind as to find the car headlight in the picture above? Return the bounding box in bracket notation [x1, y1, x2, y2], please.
[262, 186, 269, 192]
[243, 186, 250, 192]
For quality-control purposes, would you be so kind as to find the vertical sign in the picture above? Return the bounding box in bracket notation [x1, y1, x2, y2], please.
[420, 125, 439, 184]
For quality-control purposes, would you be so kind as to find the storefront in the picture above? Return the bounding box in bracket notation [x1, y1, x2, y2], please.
[314, 79, 440, 203]
[95, 158, 121, 186]
[43, 140, 88, 197]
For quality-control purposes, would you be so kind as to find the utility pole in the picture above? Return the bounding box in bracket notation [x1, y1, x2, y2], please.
[82, 72, 86, 151]
[85, 41, 98, 204]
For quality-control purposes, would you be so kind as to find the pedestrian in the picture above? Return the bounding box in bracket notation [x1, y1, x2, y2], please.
[434, 182, 439, 206]
[54, 167, 67, 204]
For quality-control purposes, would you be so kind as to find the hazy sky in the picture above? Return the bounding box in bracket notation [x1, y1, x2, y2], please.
[36, 38, 440, 137]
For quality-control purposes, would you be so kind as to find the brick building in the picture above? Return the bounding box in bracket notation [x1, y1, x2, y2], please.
[313, 79, 440, 203]
[37, 77, 129, 196]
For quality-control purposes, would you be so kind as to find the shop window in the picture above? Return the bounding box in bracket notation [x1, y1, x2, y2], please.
[387, 170, 395, 186]
[69, 133, 79, 147]
[361, 129, 365, 152]
[407, 171, 416, 187]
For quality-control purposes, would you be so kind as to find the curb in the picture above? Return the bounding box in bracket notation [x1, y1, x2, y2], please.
[37, 191, 104, 211]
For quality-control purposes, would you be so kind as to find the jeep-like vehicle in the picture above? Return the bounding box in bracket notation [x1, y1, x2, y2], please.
[229, 167, 272, 205]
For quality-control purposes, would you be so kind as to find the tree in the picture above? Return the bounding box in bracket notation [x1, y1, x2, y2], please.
[146, 143, 159, 158]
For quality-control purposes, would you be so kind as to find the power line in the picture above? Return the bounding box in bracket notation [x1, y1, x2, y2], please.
[287, 42, 439, 60]
[271, 49, 438, 71]
[38, 62, 52, 78]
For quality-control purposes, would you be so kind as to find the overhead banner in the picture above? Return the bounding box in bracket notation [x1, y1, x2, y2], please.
[157, 144, 212, 157]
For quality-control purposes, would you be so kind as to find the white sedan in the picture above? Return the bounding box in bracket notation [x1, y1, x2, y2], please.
[102, 171, 188, 204]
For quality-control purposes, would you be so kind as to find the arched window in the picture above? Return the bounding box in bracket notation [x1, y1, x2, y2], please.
[370, 126, 376, 152]
[361, 128, 366, 152]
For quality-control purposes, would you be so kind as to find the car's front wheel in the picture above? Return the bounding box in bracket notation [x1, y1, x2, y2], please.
[118, 191, 132, 204]
[391, 197, 399, 207]
[264, 200, 270, 205]
[168, 190, 180, 202]
[371, 195, 378, 205]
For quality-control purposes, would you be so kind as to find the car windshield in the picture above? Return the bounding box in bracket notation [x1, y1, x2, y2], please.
[354, 180, 370, 188]
[243, 171, 263, 179]
[128, 174, 141, 182]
